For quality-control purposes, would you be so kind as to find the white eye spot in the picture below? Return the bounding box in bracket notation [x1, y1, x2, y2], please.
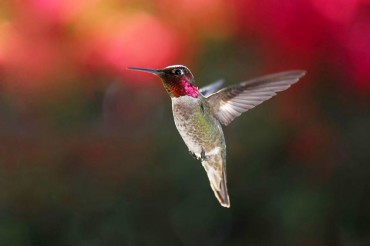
[172, 68, 184, 76]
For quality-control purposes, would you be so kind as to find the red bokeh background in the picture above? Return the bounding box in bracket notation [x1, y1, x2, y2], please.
[1, 0, 369, 95]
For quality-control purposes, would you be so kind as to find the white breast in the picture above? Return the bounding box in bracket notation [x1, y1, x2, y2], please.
[171, 96, 203, 156]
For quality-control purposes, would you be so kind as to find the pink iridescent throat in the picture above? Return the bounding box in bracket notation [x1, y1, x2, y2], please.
[172, 78, 199, 98]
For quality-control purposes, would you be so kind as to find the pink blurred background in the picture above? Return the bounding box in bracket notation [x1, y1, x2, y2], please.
[1, 0, 370, 95]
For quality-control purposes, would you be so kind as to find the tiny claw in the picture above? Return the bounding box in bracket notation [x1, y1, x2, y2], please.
[201, 149, 207, 161]
[189, 150, 198, 160]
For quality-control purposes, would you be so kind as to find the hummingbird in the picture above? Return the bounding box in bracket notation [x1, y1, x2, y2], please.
[128, 65, 306, 208]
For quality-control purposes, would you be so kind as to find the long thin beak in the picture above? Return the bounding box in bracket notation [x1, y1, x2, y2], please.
[127, 67, 163, 75]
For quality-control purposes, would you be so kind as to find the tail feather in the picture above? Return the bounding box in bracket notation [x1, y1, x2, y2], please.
[210, 171, 230, 208]
[202, 155, 230, 208]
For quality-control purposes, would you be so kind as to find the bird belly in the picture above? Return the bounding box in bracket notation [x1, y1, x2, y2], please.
[171, 96, 224, 158]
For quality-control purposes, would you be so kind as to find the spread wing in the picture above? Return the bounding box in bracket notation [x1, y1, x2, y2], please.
[199, 79, 224, 97]
[206, 70, 306, 125]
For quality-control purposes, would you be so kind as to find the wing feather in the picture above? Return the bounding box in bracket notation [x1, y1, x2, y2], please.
[199, 79, 224, 97]
[206, 70, 306, 125]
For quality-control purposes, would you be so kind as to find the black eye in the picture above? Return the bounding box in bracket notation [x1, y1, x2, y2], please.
[173, 69, 184, 76]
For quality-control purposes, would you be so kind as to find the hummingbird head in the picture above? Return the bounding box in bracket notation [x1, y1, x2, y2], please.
[128, 65, 199, 98]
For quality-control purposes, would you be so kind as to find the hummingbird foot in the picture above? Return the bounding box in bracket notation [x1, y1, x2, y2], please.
[200, 149, 208, 161]
[189, 150, 199, 160]
[188, 149, 208, 161]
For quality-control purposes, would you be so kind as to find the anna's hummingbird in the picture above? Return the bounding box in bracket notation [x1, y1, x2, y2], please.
[128, 65, 306, 208]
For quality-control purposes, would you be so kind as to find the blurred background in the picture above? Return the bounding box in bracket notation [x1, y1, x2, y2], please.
[0, 0, 369, 245]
